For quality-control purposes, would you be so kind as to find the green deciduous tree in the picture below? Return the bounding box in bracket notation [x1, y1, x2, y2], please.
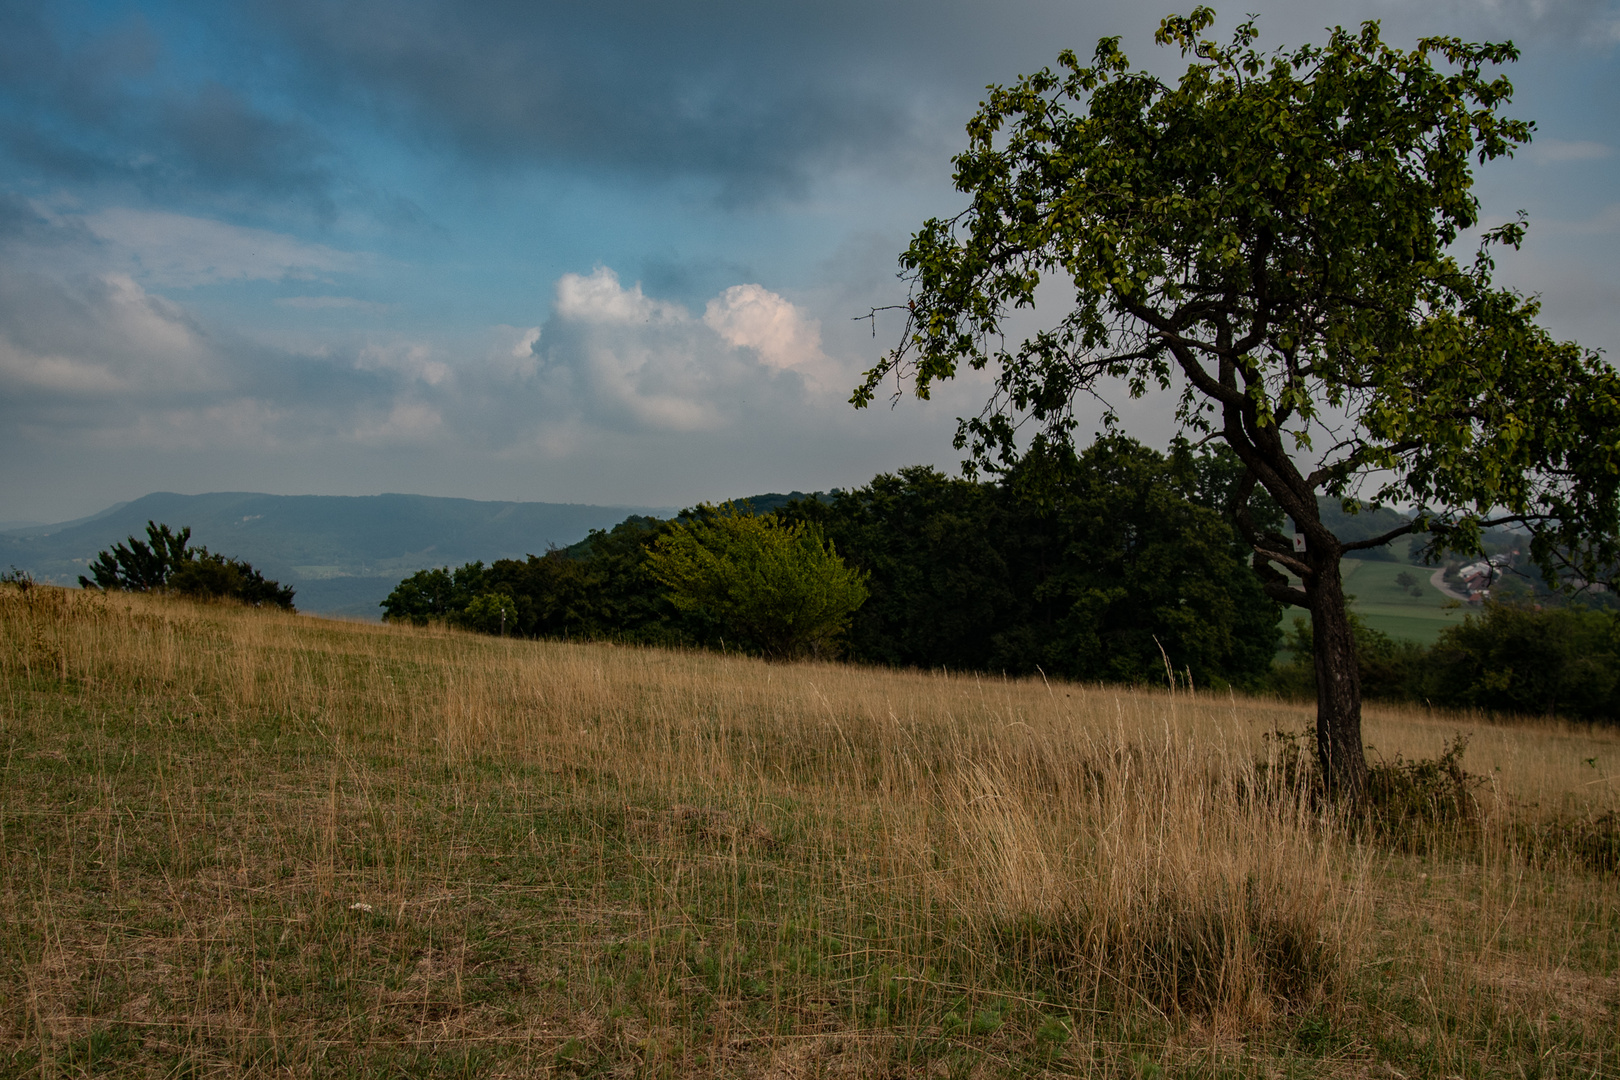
[855, 8, 1620, 796]
[646, 505, 869, 660]
[462, 591, 520, 636]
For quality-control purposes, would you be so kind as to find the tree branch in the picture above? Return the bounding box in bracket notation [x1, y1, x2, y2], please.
[1341, 520, 1419, 551]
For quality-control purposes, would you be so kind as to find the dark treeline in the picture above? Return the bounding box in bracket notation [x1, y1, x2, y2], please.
[778, 437, 1282, 688]
[380, 515, 695, 644]
[383, 437, 1286, 690]
[380, 435, 1620, 721]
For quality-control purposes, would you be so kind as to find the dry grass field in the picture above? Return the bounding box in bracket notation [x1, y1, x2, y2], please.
[2, 584, 1617, 1077]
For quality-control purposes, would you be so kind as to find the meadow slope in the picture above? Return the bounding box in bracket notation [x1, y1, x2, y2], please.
[2, 586, 1616, 1077]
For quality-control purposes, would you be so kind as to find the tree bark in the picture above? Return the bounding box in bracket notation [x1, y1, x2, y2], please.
[1306, 552, 1370, 801]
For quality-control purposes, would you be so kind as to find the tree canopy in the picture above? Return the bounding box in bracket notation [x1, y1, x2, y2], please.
[378, 446, 1276, 684]
[783, 437, 1281, 687]
[855, 8, 1620, 794]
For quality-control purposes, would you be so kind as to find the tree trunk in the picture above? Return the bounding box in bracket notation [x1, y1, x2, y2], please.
[1307, 554, 1370, 801]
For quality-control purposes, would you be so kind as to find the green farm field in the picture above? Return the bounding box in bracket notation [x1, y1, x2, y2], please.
[1341, 558, 1470, 644]
[1282, 558, 1472, 645]
[3, 585, 1617, 1078]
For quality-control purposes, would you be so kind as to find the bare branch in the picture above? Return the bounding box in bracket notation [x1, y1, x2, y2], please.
[1341, 521, 1419, 552]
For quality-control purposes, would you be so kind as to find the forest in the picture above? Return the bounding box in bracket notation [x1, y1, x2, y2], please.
[381, 437, 1620, 722]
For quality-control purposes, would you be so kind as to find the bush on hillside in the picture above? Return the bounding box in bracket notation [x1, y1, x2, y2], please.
[78, 521, 295, 609]
[645, 505, 869, 660]
[1428, 603, 1620, 720]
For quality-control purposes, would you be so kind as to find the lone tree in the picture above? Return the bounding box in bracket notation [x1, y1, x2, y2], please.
[647, 505, 869, 660]
[855, 8, 1620, 797]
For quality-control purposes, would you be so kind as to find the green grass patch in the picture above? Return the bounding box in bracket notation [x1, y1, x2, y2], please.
[1279, 558, 1472, 645]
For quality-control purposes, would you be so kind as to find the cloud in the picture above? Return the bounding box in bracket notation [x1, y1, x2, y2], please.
[535, 269, 728, 431]
[1437, 0, 1620, 42]
[350, 400, 445, 446]
[12, 0, 1610, 220]
[0, 225, 996, 523]
[1524, 138, 1615, 163]
[509, 326, 540, 359]
[277, 295, 391, 313]
[1524, 201, 1620, 236]
[553, 267, 686, 325]
[703, 283, 836, 390]
[0, 4, 337, 210]
[0, 206, 395, 449]
[240, 0, 1620, 207]
[156, 81, 333, 201]
[243, 0, 1014, 201]
[354, 340, 451, 386]
[0, 338, 126, 394]
[0, 268, 215, 403]
[529, 267, 844, 433]
[81, 207, 361, 287]
[0, 213, 853, 473]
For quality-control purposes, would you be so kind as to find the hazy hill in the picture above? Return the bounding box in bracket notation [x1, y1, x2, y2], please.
[1310, 498, 1417, 561]
[0, 492, 674, 617]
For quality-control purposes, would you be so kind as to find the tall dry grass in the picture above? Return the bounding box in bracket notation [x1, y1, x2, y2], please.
[2, 584, 1617, 1076]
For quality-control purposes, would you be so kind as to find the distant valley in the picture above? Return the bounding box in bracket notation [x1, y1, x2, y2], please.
[0, 492, 683, 618]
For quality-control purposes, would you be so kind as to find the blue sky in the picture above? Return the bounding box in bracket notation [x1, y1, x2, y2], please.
[2, 0, 1617, 524]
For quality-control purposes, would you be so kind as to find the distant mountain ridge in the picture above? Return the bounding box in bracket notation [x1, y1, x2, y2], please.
[1, 492, 678, 617]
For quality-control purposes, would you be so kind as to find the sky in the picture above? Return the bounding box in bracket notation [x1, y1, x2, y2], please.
[1, 0, 1617, 525]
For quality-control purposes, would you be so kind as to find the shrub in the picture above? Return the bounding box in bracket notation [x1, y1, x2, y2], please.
[1429, 603, 1620, 721]
[461, 592, 519, 636]
[646, 505, 868, 659]
[78, 521, 294, 609]
[1362, 734, 1483, 847]
[1252, 729, 1484, 848]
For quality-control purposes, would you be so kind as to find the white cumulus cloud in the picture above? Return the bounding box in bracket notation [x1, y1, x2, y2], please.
[703, 283, 836, 390]
[533, 268, 793, 433]
[554, 267, 686, 325]
[529, 267, 848, 438]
